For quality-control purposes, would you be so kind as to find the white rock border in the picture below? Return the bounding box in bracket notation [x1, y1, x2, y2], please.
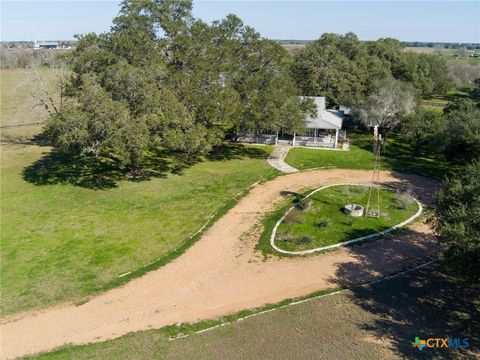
[270, 183, 423, 255]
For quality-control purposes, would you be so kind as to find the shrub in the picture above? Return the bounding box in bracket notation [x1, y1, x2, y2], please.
[316, 218, 331, 228]
[277, 233, 295, 242]
[284, 209, 306, 224]
[296, 199, 311, 211]
[348, 185, 364, 194]
[294, 236, 312, 245]
[395, 192, 414, 209]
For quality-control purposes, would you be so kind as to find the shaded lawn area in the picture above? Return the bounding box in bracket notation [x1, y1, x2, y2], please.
[275, 185, 419, 252]
[420, 86, 478, 111]
[285, 132, 450, 179]
[27, 263, 480, 360]
[1, 127, 278, 315]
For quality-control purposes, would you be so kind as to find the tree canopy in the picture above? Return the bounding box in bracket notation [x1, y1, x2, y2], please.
[45, 0, 311, 174]
[353, 77, 416, 138]
[291, 33, 453, 107]
[434, 160, 480, 282]
[442, 98, 480, 164]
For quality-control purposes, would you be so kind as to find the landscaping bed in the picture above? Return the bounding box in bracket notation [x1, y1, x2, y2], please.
[273, 185, 420, 252]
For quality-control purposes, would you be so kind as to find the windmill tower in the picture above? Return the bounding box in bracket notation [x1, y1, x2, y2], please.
[365, 125, 381, 217]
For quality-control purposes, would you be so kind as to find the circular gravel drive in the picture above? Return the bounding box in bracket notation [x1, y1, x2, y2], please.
[0, 169, 439, 359]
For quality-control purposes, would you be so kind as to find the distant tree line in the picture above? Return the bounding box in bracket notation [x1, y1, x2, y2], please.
[277, 40, 480, 50]
[402, 41, 480, 50]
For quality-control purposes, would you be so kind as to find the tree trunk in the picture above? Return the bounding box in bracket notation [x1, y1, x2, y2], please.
[129, 153, 143, 178]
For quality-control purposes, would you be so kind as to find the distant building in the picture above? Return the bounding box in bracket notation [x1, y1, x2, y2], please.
[33, 41, 59, 49]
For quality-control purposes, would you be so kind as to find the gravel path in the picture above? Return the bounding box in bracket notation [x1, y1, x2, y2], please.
[267, 146, 298, 173]
[0, 170, 438, 359]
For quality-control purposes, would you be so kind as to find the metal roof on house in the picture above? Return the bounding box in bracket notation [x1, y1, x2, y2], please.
[302, 96, 343, 130]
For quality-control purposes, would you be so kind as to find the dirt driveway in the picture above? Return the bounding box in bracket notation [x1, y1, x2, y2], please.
[1, 169, 439, 359]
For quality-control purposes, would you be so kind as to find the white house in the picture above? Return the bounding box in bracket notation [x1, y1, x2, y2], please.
[295, 96, 346, 148]
[239, 96, 348, 149]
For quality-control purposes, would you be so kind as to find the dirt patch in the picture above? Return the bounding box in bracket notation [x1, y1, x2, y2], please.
[0, 169, 439, 359]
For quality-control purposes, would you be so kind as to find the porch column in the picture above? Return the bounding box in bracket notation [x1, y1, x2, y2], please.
[335, 129, 339, 148]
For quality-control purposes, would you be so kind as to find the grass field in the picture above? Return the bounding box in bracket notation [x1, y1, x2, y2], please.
[404, 46, 480, 63]
[420, 86, 477, 111]
[0, 68, 59, 127]
[0, 125, 278, 315]
[26, 263, 480, 359]
[284, 132, 450, 179]
[274, 185, 419, 252]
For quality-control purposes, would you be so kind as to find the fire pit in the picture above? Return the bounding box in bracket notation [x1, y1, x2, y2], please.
[344, 204, 364, 217]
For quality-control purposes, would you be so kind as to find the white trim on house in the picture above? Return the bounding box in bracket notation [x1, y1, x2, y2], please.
[237, 96, 347, 149]
[301, 96, 344, 148]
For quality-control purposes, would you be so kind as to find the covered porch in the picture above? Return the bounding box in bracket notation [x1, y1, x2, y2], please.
[296, 108, 347, 149]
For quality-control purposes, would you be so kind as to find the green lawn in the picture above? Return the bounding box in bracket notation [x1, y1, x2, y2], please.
[274, 185, 419, 252]
[0, 126, 278, 315]
[285, 132, 376, 170]
[285, 132, 450, 179]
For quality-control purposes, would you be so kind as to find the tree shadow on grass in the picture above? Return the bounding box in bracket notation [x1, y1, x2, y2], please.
[335, 259, 480, 359]
[351, 131, 451, 179]
[1, 130, 49, 147]
[22, 151, 129, 189]
[22, 143, 272, 190]
[325, 171, 479, 358]
[206, 143, 271, 161]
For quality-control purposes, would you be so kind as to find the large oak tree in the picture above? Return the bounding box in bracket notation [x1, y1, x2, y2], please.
[45, 0, 310, 175]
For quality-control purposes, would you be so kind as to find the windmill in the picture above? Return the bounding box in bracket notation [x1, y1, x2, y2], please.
[365, 125, 381, 217]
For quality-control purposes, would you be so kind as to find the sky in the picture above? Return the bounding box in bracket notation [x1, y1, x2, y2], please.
[1, 1, 479, 43]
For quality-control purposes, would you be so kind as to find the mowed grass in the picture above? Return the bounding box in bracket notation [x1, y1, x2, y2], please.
[285, 132, 450, 178]
[0, 68, 60, 127]
[0, 126, 278, 315]
[285, 132, 375, 170]
[275, 185, 419, 252]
